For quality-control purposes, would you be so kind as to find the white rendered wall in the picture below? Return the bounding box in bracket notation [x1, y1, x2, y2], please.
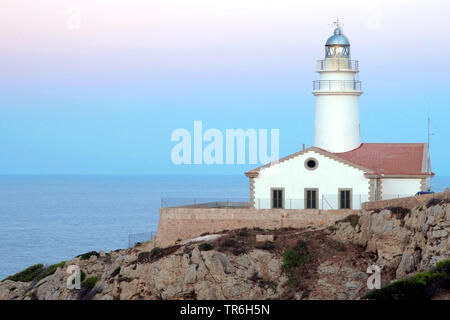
[320, 71, 355, 81]
[253, 150, 369, 209]
[314, 57, 361, 153]
[381, 178, 422, 200]
[314, 94, 361, 153]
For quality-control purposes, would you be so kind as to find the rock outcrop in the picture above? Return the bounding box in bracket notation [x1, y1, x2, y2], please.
[330, 197, 449, 281]
[0, 228, 377, 300]
[0, 195, 448, 300]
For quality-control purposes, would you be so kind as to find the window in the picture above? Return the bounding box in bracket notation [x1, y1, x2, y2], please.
[325, 45, 350, 58]
[304, 157, 319, 170]
[305, 189, 318, 209]
[339, 189, 352, 209]
[271, 188, 284, 209]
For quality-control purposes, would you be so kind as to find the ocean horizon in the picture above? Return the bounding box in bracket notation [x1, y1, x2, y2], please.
[0, 174, 448, 280]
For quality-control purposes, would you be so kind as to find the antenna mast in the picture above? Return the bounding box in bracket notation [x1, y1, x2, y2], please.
[330, 17, 344, 29]
[427, 114, 433, 190]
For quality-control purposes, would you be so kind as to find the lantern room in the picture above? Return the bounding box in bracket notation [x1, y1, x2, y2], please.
[325, 25, 350, 58]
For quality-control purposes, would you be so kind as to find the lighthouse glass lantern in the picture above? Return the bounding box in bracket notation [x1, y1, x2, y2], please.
[325, 26, 350, 58]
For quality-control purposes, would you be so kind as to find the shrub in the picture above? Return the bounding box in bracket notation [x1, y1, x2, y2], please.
[256, 241, 276, 251]
[30, 261, 66, 283]
[137, 252, 151, 263]
[151, 247, 162, 256]
[388, 207, 411, 221]
[282, 250, 301, 272]
[136, 245, 180, 264]
[426, 198, 441, 208]
[80, 270, 86, 282]
[222, 238, 239, 247]
[410, 271, 445, 286]
[337, 214, 360, 228]
[363, 259, 450, 300]
[198, 243, 213, 251]
[282, 249, 311, 273]
[3, 264, 44, 282]
[39, 261, 65, 279]
[24, 291, 38, 300]
[237, 229, 249, 237]
[433, 259, 450, 273]
[77, 251, 99, 260]
[364, 278, 426, 300]
[82, 276, 99, 290]
[287, 276, 299, 288]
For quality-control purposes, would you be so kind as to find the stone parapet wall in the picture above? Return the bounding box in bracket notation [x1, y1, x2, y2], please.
[155, 208, 355, 247]
[361, 191, 450, 211]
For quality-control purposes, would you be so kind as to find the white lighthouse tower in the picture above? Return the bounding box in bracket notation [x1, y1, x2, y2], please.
[313, 20, 362, 153]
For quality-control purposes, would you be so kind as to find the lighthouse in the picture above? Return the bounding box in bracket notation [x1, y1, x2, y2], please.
[313, 20, 362, 153]
[245, 20, 433, 209]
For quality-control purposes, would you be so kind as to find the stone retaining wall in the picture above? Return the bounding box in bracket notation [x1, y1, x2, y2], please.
[361, 191, 450, 211]
[155, 208, 355, 247]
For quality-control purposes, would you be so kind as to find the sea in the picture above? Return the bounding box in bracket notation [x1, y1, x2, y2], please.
[0, 175, 448, 280]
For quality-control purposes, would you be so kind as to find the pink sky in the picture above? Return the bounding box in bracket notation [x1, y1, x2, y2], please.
[0, 1, 449, 175]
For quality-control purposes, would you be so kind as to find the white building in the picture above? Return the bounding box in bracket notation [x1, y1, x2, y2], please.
[245, 22, 433, 210]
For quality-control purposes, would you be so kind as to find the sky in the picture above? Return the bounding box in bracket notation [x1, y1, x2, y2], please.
[0, 0, 449, 176]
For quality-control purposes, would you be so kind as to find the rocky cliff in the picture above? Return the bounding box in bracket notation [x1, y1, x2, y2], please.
[330, 197, 450, 279]
[1, 195, 448, 300]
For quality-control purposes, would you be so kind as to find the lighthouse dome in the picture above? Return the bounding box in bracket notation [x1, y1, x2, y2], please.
[325, 27, 350, 46]
[325, 26, 350, 58]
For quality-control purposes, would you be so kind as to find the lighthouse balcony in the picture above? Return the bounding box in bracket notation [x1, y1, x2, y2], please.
[313, 80, 362, 93]
[316, 59, 359, 72]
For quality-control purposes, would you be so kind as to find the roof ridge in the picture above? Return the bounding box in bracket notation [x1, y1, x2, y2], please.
[245, 146, 374, 177]
[245, 143, 431, 178]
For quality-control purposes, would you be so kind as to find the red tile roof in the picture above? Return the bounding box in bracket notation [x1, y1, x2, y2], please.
[245, 143, 431, 177]
[334, 143, 427, 175]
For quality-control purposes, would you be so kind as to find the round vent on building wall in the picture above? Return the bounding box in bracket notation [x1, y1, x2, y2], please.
[304, 158, 318, 170]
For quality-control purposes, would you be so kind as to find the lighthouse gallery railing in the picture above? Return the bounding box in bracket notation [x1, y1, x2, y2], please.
[316, 59, 359, 72]
[313, 80, 362, 92]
